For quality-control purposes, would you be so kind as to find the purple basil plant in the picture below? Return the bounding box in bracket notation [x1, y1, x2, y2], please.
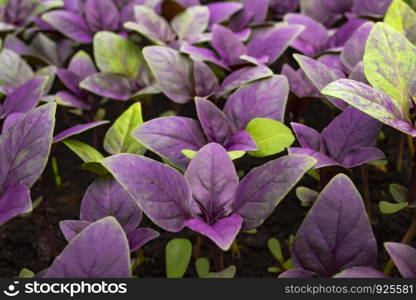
[0, 103, 56, 225]
[280, 174, 386, 278]
[101, 143, 316, 250]
[289, 106, 384, 169]
[60, 177, 159, 252]
[134, 75, 289, 169]
[41, 0, 159, 44]
[181, 23, 304, 70]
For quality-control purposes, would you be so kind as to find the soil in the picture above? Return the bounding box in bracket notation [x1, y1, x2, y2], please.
[0, 92, 414, 278]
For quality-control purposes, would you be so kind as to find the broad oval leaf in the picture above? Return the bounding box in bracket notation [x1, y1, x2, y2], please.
[165, 238, 192, 278]
[0, 103, 56, 188]
[291, 174, 377, 277]
[171, 5, 209, 40]
[80, 177, 142, 232]
[143, 46, 194, 103]
[84, 0, 120, 32]
[45, 217, 131, 278]
[234, 155, 316, 230]
[364, 22, 416, 110]
[94, 31, 142, 78]
[0, 183, 31, 225]
[246, 118, 295, 158]
[384, 0, 416, 45]
[102, 154, 192, 232]
[104, 102, 146, 155]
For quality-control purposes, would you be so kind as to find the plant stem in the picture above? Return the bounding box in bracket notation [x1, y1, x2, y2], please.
[193, 235, 202, 259]
[214, 247, 224, 272]
[396, 134, 405, 172]
[361, 165, 372, 222]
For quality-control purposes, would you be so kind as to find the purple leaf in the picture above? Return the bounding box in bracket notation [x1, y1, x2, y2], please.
[0, 103, 56, 188]
[2, 113, 24, 133]
[291, 174, 377, 277]
[80, 177, 142, 233]
[42, 10, 92, 43]
[385, 242, 416, 278]
[180, 44, 229, 70]
[247, 24, 304, 65]
[284, 13, 328, 56]
[0, 49, 34, 94]
[230, 0, 269, 31]
[281, 64, 317, 98]
[171, 5, 209, 40]
[143, 46, 194, 103]
[234, 155, 316, 230]
[294, 54, 347, 110]
[53, 121, 109, 143]
[207, 2, 242, 28]
[321, 107, 382, 161]
[279, 268, 318, 278]
[102, 154, 192, 232]
[193, 61, 219, 97]
[341, 22, 374, 72]
[288, 147, 339, 169]
[212, 24, 246, 67]
[195, 98, 233, 144]
[55, 91, 91, 110]
[80, 73, 133, 101]
[134, 117, 207, 169]
[68, 50, 96, 80]
[327, 18, 366, 49]
[57, 69, 84, 96]
[1, 77, 46, 117]
[125, 5, 175, 45]
[0, 183, 31, 225]
[226, 130, 257, 152]
[184, 143, 239, 220]
[184, 214, 243, 250]
[291, 122, 322, 151]
[217, 66, 273, 97]
[334, 267, 388, 278]
[127, 228, 160, 251]
[45, 217, 132, 278]
[59, 220, 91, 242]
[85, 0, 120, 32]
[352, 0, 392, 17]
[224, 75, 289, 130]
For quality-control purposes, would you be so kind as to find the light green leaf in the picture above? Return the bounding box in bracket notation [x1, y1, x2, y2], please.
[296, 186, 318, 206]
[364, 22, 416, 111]
[379, 201, 408, 214]
[384, 0, 416, 45]
[18, 268, 34, 278]
[268, 238, 283, 261]
[246, 118, 295, 158]
[171, 6, 209, 40]
[63, 139, 104, 163]
[389, 183, 408, 203]
[93, 31, 142, 78]
[195, 257, 210, 278]
[182, 149, 245, 160]
[204, 265, 237, 278]
[165, 238, 192, 278]
[104, 102, 146, 155]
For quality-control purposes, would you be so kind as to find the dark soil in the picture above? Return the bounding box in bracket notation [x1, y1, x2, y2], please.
[0, 94, 414, 278]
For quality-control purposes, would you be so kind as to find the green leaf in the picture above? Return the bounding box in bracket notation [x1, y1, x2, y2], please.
[204, 265, 237, 278]
[364, 22, 416, 111]
[195, 257, 210, 278]
[246, 118, 295, 158]
[93, 31, 142, 78]
[104, 102, 146, 155]
[82, 161, 109, 177]
[368, 159, 388, 167]
[165, 238, 192, 278]
[268, 238, 283, 261]
[384, 0, 416, 45]
[63, 139, 104, 162]
[182, 149, 245, 160]
[267, 267, 280, 273]
[389, 183, 408, 203]
[18, 268, 34, 278]
[296, 186, 318, 206]
[379, 201, 408, 214]
[284, 259, 293, 270]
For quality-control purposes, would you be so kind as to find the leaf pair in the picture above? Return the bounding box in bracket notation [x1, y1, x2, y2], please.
[102, 143, 316, 250]
[135, 76, 292, 169]
[289, 106, 384, 169]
